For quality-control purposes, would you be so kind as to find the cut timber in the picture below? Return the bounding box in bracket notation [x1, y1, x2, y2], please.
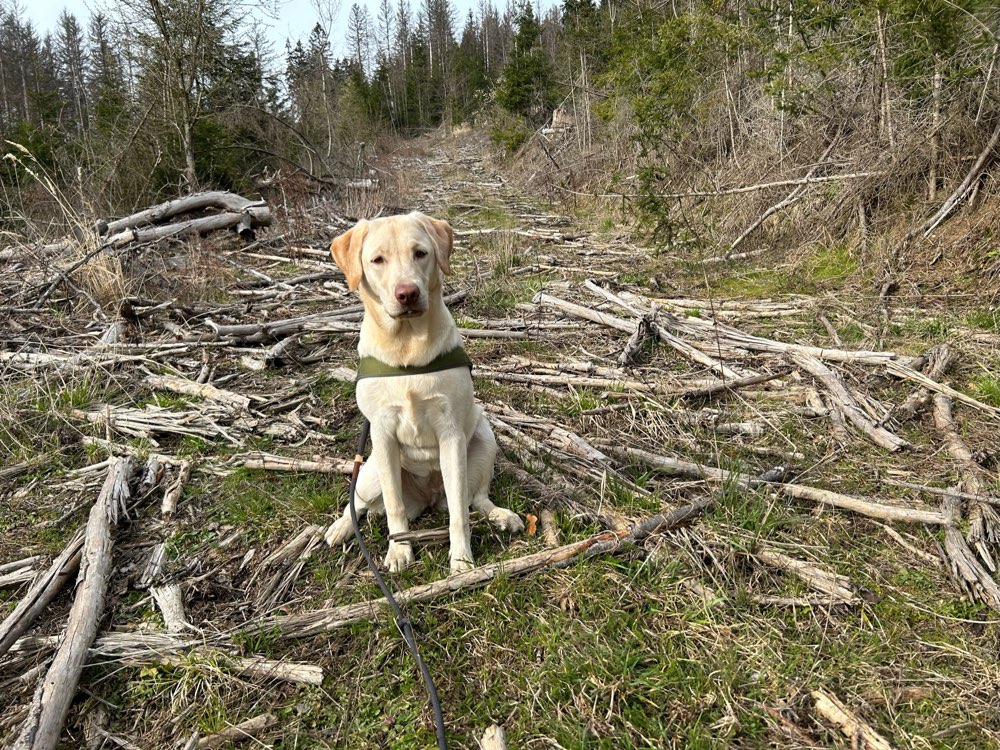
[792, 353, 907, 451]
[811, 688, 896, 750]
[11, 457, 135, 750]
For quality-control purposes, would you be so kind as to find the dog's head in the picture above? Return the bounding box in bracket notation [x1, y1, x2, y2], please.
[330, 212, 453, 319]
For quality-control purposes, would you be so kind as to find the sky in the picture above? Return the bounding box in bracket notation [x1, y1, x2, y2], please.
[22, 0, 535, 60]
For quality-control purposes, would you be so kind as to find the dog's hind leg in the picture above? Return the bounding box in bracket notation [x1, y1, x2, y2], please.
[468, 419, 525, 534]
[324, 458, 383, 547]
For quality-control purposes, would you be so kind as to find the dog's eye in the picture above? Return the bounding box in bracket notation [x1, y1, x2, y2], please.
[414, 249, 428, 259]
[371, 256, 385, 265]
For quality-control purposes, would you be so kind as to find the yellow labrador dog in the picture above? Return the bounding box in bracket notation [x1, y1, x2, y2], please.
[324, 212, 524, 572]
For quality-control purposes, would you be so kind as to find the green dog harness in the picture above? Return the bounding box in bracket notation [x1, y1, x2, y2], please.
[356, 345, 473, 380]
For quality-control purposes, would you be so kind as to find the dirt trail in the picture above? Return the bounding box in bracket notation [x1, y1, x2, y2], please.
[2, 131, 1000, 747]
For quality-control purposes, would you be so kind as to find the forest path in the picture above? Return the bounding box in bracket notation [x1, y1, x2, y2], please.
[2, 130, 1000, 747]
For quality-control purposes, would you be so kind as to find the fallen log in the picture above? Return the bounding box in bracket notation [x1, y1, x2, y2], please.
[11, 457, 135, 750]
[104, 207, 272, 246]
[98, 191, 266, 235]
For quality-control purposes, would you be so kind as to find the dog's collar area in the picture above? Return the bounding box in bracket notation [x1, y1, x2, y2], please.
[356, 345, 473, 380]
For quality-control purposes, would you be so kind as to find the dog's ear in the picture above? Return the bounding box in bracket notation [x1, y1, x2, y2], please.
[330, 221, 369, 291]
[415, 212, 454, 275]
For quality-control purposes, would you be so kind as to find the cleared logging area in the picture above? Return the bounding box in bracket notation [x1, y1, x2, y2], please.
[2, 132, 1000, 748]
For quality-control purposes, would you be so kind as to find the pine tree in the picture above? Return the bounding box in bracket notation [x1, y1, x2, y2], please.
[494, 1, 553, 125]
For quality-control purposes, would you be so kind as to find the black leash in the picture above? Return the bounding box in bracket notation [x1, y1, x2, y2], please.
[348, 418, 448, 750]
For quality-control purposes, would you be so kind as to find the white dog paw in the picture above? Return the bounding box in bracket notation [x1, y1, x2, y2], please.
[450, 554, 475, 573]
[488, 508, 525, 534]
[384, 542, 415, 572]
[325, 517, 354, 547]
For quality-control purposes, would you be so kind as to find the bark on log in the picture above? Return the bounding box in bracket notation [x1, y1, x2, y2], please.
[11, 457, 135, 750]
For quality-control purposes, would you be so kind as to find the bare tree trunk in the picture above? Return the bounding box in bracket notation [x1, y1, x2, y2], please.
[182, 116, 198, 191]
[876, 11, 895, 150]
[928, 58, 942, 201]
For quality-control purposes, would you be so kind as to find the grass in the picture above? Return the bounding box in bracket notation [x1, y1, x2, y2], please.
[972, 370, 1000, 407]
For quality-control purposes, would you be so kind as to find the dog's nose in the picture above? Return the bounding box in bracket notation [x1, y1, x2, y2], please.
[395, 283, 420, 306]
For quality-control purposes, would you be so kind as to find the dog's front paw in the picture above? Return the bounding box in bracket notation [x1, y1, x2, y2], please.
[488, 508, 525, 534]
[449, 554, 475, 574]
[325, 517, 354, 547]
[384, 541, 415, 572]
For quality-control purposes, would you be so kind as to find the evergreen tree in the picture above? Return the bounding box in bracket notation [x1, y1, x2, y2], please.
[495, 1, 554, 124]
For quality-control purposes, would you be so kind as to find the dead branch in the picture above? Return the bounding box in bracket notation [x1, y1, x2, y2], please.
[812, 688, 896, 750]
[11, 457, 135, 750]
[615, 445, 950, 526]
[729, 138, 839, 254]
[933, 395, 999, 569]
[144, 375, 251, 411]
[0, 532, 84, 659]
[98, 191, 266, 236]
[104, 209, 272, 246]
[247, 501, 710, 639]
[918, 120, 1000, 238]
[581, 281, 747, 379]
[753, 547, 857, 603]
[161, 460, 193, 515]
[792, 353, 907, 451]
[886, 360, 1000, 418]
[194, 713, 276, 749]
[892, 344, 957, 422]
[238, 454, 353, 474]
